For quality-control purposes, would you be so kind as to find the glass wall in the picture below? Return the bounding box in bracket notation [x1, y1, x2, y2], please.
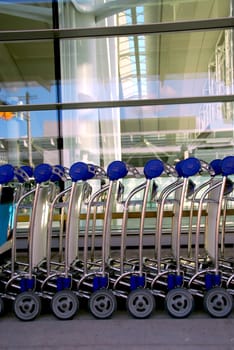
[0, 110, 59, 166]
[0, 1, 53, 30]
[62, 102, 234, 168]
[59, 0, 232, 28]
[61, 30, 234, 104]
[0, 0, 233, 170]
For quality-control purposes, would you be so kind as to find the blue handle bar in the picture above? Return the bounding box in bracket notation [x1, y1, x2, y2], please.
[221, 156, 234, 176]
[69, 162, 96, 182]
[209, 159, 222, 176]
[33, 163, 53, 184]
[175, 157, 201, 178]
[107, 161, 128, 181]
[0, 164, 15, 184]
[144, 159, 164, 179]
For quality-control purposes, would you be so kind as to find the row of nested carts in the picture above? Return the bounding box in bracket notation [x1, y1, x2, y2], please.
[0, 156, 234, 321]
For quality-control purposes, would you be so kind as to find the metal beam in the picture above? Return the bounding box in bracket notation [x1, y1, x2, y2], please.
[0, 94, 234, 112]
[0, 17, 233, 41]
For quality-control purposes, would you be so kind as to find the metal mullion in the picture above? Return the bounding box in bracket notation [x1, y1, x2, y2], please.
[0, 17, 234, 42]
[0, 94, 234, 112]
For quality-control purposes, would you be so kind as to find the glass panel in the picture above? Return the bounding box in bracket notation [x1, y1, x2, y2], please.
[62, 101, 234, 234]
[62, 102, 234, 169]
[0, 0, 53, 31]
[0, 110, 59, 166]
[61, 29, 234, 102]
[59, 0, 232, 28]
[0, 40, 56, 105]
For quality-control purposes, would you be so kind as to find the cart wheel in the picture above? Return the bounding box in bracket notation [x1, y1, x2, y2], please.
[0, 296, 4, 316]
[51, 290, 79, 320]
[126, 289, 155, 319]
[13, 291, 41, 321]
[165, 288, 194, 318]
[204, 287, 233, 318]
[88, 289, 117, 319]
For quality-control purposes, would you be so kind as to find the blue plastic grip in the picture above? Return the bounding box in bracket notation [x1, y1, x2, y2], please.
[107, 161, 128, 181]
[69, 162, 96, 182]
[205, 273, 221, 290]
[221, 156, 234, 176]
[130, 275, 145, 290]
[93, 276, 108, 291]
[175, 157, 201, 178]
[167, 274, 183, 290]
[144, 159, 164, 179]
[0, 164, 15, 184]
[209, 159, 222, 176]
[20, 278, 35, 292]
[50, 165, 65, 182]
[56, 277, 71, 291]
[33, 163, 53, 184]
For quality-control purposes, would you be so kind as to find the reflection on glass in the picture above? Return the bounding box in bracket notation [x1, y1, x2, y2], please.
[0, 1, 53, 31]
[59, 0, 232, 28]
[62, 103, 234, 170]
[0, 110, 59, 167]
[0, 41, 56, 105]
[61, 29, 234, 103]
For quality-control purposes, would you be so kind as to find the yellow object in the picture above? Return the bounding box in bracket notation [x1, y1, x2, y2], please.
[0, 111, 15, 120]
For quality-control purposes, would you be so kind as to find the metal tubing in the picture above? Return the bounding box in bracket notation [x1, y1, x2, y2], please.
[156, 179, 183, 273]
[120, 181, 146, 274]
[46, 186, 71, 276]
[11, 187, 36, 276]
[194, 179, 223, 273]
[102, 180, 117, 277]
[83, 184, 109, 275]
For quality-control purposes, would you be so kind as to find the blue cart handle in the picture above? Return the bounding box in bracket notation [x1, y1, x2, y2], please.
[107, 160, 128, 181]
[69, 162, 97, 182]
[175, 157, 201, 178]
[209, 159, 222, 176]
[221, 156, 234, 176]
[33, 163, 53, 184]
[0, 164, 15, 184]
[144, 159, 164, 179]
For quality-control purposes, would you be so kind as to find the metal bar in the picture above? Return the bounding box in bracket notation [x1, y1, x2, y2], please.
[1, 94, 234, 112]
[0, 17, 234, 41]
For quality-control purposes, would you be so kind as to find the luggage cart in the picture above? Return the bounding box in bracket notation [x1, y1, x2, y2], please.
[187, 155, 234, 318]
[38, 161, 99, 320]
[77, 160, 130, 319]
[0, 163, 61, 321]
[146, 157, 201, 318]
[187, 159, 221, 261]
[111, 159, 165, 319]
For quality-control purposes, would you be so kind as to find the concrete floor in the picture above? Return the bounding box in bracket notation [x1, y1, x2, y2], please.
[1, 303, 234, 350]
[1, 246, 234, 349]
